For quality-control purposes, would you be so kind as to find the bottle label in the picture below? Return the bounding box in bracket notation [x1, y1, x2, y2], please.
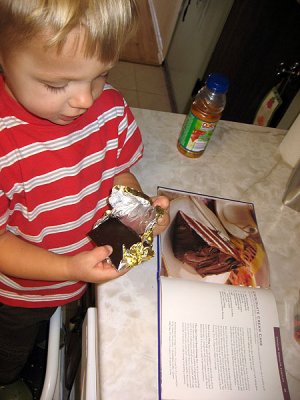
[178, 112, 217, 153]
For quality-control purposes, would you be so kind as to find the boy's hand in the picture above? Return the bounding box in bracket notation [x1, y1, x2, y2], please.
[68, 245, 126, 284]
[66, 193, 169, 284]
[151, 195, 170, 236]
[68, 195, 169, 283]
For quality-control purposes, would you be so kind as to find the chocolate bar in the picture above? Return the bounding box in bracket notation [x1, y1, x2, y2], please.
[88, 216, 141, 268]
[87, 185, 161, 270]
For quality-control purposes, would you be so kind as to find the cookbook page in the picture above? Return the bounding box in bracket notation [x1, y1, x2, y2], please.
[158, 187, 270, 289]
[159, 276, 289, 400]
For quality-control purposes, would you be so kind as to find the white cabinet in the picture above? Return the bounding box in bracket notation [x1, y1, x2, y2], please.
[165, 0, 233, 113]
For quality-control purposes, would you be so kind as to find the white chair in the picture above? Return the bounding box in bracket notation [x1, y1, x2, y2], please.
[40, 307, 62, 400]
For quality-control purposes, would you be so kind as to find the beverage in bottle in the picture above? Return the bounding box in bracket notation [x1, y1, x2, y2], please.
[177, 73, 229, 158]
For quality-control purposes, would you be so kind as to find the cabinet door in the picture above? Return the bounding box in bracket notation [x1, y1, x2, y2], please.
[165, 0, 234, 113]
[120, 0, 160, 65]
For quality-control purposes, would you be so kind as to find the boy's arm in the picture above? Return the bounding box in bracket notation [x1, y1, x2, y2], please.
[0, 171, 138, 282]
[0, 171, 169, 282]
[0, 229, 122, 282]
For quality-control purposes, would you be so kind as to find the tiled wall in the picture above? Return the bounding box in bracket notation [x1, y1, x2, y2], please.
[108, 61, 172, 112]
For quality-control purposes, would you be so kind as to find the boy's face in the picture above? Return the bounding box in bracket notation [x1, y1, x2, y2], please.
[0, 30, 113, 125]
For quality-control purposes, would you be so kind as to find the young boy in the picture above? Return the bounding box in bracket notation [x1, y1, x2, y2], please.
[0, 0, 169, 396]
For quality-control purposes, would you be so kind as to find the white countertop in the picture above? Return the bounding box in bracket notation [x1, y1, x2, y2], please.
[95, 109, 300, 399]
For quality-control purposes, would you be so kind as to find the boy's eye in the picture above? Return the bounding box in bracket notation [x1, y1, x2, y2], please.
[44, 84, 67, 93]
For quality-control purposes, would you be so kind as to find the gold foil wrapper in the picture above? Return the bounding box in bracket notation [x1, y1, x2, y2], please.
[121, 230, 154, 269]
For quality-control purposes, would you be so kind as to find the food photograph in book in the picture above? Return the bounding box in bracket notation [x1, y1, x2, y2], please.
[158, 188, 270, 288]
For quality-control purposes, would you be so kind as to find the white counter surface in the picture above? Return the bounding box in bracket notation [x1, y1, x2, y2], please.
[95, 109, 300, 399]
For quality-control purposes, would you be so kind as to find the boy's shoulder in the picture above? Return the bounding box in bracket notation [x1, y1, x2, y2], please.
[101, 83, 126, 104]
[90, 83, 130, 118]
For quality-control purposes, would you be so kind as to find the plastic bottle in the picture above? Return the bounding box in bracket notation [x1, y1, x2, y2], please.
[177, 73, 229, 158]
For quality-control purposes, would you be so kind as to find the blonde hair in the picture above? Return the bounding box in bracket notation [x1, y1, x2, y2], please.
[0, 0, 138, 63]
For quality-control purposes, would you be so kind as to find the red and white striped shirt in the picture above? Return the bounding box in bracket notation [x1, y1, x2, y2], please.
[0, 75, 143, 307]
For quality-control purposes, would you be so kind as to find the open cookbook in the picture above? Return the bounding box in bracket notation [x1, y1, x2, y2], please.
[157, 187, 290, 400]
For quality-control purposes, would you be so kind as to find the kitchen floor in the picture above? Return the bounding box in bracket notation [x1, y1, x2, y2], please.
[107, 61, 173, 112]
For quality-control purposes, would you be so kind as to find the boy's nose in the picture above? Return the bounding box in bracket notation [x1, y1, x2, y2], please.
[69, 87, 94, 109]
